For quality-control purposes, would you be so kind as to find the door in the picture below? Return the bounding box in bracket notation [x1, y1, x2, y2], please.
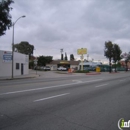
[21, 63, 24, 75]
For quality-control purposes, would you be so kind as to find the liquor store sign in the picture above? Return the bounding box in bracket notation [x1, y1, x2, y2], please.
[3, 51, 12, 62]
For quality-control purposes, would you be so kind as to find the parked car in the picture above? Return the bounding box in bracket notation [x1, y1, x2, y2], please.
[40, 66, 44, 70]
[57, 66, 67, 71]
[44, 66, 51, 71]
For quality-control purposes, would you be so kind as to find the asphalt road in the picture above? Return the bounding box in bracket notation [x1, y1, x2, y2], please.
[0, 72, 130, 130]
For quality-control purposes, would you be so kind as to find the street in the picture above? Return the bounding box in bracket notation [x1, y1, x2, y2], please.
[0, 72, 130, 130]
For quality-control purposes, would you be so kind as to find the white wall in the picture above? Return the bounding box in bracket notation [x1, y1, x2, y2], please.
[0, 50, 29, 77]
[0, 51, 12, 77]
[13, 52, 29, 76]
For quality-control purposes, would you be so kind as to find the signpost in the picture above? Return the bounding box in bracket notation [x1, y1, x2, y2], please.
[34, 58, 38, 75]
[77, 48, 87, 71]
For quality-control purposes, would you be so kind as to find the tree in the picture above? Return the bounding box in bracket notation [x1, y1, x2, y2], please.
[70, 54, 74, 61]
[104, 41, 113, 73]
[14, 41, 34, 59]
[113, 44, 122, 72]
[37, 56, 53, 66]
[0, 0, 14, 36]
[64, 52, 68, 61]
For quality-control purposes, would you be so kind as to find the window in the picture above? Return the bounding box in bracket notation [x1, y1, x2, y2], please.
[16, 63, 19, 70]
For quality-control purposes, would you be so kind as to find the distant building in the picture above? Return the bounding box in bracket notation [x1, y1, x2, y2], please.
[79, 61, 102, 70]
[46, 60, 80, 70]
[120, 60, 130, 69]
[0, 50, 29, 77]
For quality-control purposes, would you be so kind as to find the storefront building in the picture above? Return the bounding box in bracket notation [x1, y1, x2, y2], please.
[0, 50, 29, 77]
[46, 60, 80, 70]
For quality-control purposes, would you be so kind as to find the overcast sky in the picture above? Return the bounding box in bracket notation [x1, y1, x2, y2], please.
[0, 0, 130, 61]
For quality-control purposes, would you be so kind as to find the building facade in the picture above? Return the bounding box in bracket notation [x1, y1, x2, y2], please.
[79, 61, 102, 70]
[120, 60, 130, 69]
[46, 60, 80, 70]
[0, 50, 29, 77]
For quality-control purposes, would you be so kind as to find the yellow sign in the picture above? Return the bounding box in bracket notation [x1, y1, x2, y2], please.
[96, 67, 101, 72]
[77, 48, 87, 55]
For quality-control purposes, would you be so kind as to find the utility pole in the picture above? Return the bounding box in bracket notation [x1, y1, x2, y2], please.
[87, 54, 89, 61]
[60, 49, 63, 60]
[12, 15, 26, 79]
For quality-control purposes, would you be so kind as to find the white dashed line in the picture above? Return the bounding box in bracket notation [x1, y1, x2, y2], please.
[95, 84, 108, 88]
[34, 93, 70, 102]
[72, 80, 82, 83]
[0, 79, 103, 96]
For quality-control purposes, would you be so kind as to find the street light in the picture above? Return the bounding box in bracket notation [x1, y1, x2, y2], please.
[12, 15, 26, 79]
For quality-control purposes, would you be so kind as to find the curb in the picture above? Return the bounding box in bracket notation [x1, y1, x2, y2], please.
[0, 75, 40, 80]
[86, 72, 101, 75]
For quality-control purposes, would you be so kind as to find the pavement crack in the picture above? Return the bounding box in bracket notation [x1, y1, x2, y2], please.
[53, 114, 98, 130]
[3, 114, 16, 121]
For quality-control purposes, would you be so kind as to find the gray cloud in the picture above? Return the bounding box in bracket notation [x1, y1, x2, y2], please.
[0, 0, 130, 62]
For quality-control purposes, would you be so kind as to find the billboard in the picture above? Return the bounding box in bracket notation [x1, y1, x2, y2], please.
[77, 48, 87, 55]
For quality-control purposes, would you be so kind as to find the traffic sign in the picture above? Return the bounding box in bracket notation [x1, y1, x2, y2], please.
[34, 61, 37, 65]
[34, 59, 38, 62]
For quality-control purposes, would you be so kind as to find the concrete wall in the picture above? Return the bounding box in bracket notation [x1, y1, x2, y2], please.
[0, 50, 29, 77]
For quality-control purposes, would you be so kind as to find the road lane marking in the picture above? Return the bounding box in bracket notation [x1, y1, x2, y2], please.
[34, 93, 70, 102]
[0, 79, 103, 96]
[72, 80, 82, 83]
[95, 84, 108, 88]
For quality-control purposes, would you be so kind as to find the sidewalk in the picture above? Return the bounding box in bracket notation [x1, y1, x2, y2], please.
[0, 70, 40, 80]
[0, 70, 84, 80]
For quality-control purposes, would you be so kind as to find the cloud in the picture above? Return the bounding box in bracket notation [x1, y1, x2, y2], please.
[0, 0, 130, 62]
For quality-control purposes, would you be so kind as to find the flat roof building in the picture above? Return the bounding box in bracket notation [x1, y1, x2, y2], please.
[0, 50, 29, 77]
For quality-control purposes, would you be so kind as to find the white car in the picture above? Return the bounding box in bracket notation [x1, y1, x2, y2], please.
[44, 66, 51, 71]
[57, 66, 67, 71]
